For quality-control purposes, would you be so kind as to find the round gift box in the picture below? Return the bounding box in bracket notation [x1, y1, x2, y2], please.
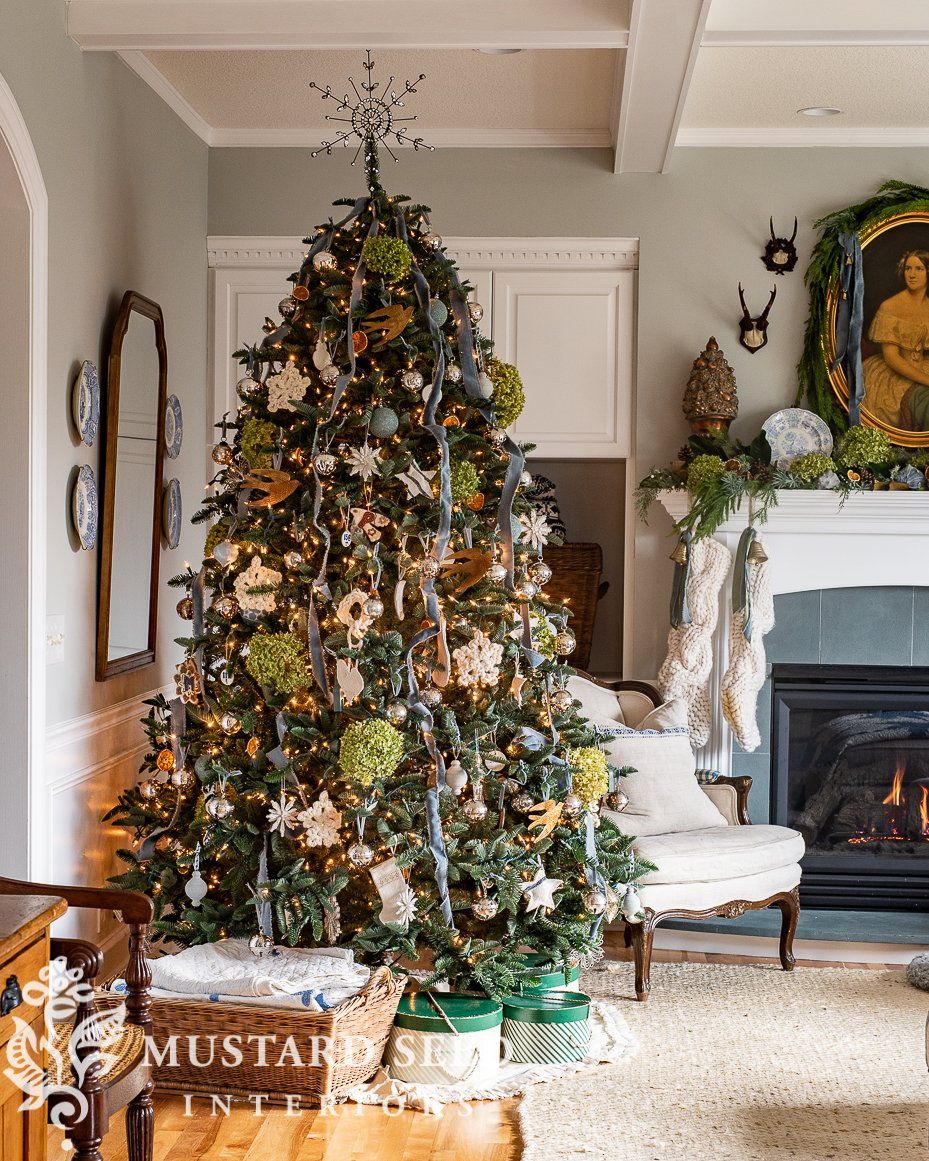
[501, 991, 591, 1065]
[518, 952, 581, 994]
[384, 992, 502, 1085]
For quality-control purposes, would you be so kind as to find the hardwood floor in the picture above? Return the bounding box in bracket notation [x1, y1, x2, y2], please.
[49, 949, 904, 1161]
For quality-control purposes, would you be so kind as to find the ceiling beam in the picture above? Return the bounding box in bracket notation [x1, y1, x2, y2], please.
[705, 0, 929, 45]
[612, 0, 711, 174]
[68, 0, 631, 51]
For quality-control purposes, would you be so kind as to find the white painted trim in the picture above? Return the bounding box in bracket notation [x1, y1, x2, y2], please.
[67, 0, 631, 52]
[209, 126, 612, 150]
[652, 926, 922, 966]
[703, 30, 929, 47]
[677, 126, 929, 148]
[0, 72, 48, 880]
[207, 236, 640, 270]
[45, 685, 171, 791]
[117, 51, 215, 144]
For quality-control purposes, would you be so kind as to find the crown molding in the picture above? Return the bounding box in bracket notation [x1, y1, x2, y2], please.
[118, 51, 215, 144]
[676, 126, 929, 148]
[207, 126, 612, 149]
[207, 235, 640, 269]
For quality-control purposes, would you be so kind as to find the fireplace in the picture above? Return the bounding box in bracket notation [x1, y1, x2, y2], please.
[770, 664, 929, 911]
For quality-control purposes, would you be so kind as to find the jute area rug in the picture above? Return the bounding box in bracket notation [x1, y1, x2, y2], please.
[519, 963, 928, 1161]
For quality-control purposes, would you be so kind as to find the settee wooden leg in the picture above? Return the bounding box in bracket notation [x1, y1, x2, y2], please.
[630, 921, 654, 1001]
[126, 1080, 155, 1161]
[774, 887, 799, 971]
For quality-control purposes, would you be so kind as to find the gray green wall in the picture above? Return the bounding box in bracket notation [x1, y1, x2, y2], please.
[209, 145, 929, 678]
[2, 1, 209, 725]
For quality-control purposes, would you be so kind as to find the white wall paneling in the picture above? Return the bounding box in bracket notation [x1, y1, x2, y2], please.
[45, 686, 170, 940]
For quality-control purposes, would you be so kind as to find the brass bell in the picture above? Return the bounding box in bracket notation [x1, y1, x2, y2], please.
[747, 538, 768, 564]
[669, 541, 689, 566]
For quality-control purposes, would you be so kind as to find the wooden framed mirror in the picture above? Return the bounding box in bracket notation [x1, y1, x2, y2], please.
[96, 291, 168, 680]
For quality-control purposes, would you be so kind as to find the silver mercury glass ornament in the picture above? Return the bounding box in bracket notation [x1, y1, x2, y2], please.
[313, 452, 338, 477]
[279, 296, 298, 318]
[486, 561, 507, 585]
[445, 363, 463, 384]
[583, 888, 608, 915]
[249, 932, 274, 957]
[529, 559, 552, 586]
[364, 596, 384, 618]
[420, 686, 442, 709]
[312, 250, 337, 272]
[347, 841, 375, 868]
[554, 629, 576, 657]
[386, 701, 409, 726]
[420, 230, 443, 251]
[472, 893, 499, 920]
[550, 688, 573, 714]
[401, 369, 424, 393]
[468, 302, 484, 324]
[486, 427, 507, 447]
[319, 363, 340, 386]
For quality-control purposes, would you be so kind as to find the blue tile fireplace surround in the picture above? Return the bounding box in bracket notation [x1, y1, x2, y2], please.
[670, 586, 929, 946]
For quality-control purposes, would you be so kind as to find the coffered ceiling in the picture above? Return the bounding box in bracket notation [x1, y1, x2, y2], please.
[66, 0, 929, 171]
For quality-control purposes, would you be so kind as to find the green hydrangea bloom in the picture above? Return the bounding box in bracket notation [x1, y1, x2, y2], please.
[204, 521, 230, 560]
[835, 425, 894, 468]
[788, 452, 836, 485]
[246, 632, 309, 694]
[488, 358, 526, 428]
[565, 747, 610, 809]
[907, 449, 929, 469]
[533, 621, 557, 659]
[339, 718, 405, 786]
[361, 236, 412, 281]
[449, 459, 480, 502]
[686, 454, 726, 494]
[240, 418, 277, 468]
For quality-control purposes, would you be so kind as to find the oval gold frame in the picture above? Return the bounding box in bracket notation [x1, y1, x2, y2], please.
[825, 209, 929, 447]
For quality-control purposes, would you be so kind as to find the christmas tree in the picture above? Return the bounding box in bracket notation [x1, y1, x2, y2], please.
[106, 54, 650, 999]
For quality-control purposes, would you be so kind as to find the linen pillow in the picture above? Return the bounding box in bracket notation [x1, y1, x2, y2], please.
[594, 702, 728, 837]
[566, 675, 625, 724]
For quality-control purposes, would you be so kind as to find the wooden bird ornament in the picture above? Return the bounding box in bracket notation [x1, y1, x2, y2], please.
[527, 799, 564, 843]
[243, 468, 299, 507]
[360, 305, 415, 349]
[440, 549, 492, 595]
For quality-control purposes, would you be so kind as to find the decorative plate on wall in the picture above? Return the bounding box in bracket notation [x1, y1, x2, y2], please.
[762, 408, 833, 468]
[71, 464, 98, 550]
[165, 394, 183, 460]
[71, 361, 100, 447]
[162, 478, 182, 549]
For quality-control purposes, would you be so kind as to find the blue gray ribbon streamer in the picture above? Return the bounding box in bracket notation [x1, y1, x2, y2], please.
[831, 231, 865, 425]
[669, 532, 692, 628]
[168, 697, 187, 771]
[732, 526, 756, 641]
[266, 711, 290, 770]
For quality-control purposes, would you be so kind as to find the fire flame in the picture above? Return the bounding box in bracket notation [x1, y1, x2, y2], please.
[882, 759, 907, 807]
[921, 787, 929, 836]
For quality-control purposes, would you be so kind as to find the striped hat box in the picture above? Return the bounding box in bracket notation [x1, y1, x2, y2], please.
[502, 991, 591, 1065]
[384, 992, 502, 1086]
[517, 952, 581, 994]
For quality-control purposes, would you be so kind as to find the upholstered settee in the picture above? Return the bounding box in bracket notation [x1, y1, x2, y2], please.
[568, 673, 805, 1001]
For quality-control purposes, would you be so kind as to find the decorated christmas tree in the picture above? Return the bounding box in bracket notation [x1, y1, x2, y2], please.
[106, 54, 649, 999]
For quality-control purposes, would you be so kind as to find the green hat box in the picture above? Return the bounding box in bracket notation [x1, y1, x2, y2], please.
[384, 993, 503, 1085]
[518, 952, 581, 994]
[502, 991, 591, 1065]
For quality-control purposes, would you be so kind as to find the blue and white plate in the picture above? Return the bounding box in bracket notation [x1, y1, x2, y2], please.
[71, 465, 98, 551]
[72, 361, 100, 447]
[162, 478, 182, 549]
[762, 408, 833, 468]
[165, 394, 183, 460]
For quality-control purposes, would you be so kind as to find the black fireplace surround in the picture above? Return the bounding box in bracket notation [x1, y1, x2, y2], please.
[770, 664, 929, 911]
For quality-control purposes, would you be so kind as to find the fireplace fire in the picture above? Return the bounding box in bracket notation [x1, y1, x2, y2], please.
[771, 663, 929, 910]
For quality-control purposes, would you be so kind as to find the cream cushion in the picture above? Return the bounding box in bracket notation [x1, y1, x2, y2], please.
[566, 675, 625, 723]
[636, 863, 801, 915]
[633, 824, 806, 885]
[596, 703, 728, 838]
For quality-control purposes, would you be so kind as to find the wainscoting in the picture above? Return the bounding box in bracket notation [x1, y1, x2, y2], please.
[43, 686, 167, 945]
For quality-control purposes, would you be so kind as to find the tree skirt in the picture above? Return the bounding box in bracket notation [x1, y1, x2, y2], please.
[520, 963, 927, 1160]
[346, 1000, 636, 1114]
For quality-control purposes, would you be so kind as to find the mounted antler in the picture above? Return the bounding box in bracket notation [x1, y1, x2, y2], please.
[762, 217, 799, 274]
[737, 284, 776, 354]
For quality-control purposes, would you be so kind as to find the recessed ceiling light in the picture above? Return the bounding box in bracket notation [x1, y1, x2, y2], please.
[475, 48, 523, 55]
[798, 106, 843, 117]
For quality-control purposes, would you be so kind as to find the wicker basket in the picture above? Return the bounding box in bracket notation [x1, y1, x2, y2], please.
[138, 965, 403, 1105]
[542, 543, 605, 670]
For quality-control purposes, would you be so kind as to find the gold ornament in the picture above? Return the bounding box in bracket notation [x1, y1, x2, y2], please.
[156, 748, 175, 773]
[360, 304, 414, 348]
[527, 799, 564, 843]
[747, 538, 769, 564]
[440, 548, 492, 596]
[243, 468, 300, 507]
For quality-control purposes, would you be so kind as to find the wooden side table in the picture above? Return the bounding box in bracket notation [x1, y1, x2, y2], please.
[0, 893, 67, 1161]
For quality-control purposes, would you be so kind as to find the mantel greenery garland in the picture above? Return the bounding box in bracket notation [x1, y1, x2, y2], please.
[796, 179, 929, 431]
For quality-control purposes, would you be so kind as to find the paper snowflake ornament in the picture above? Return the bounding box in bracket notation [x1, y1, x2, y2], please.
[266, 362, 311, 413]
[386, 884, 419, 928]
[266, 791, 300, 836]
[234, 556, 282, 614]
[522, 864, 563, 914]
[518, 510, 552, 552]
[453, 629, 504, 688]
[346, 442, 382, 481]
[297, 791, 343, 847]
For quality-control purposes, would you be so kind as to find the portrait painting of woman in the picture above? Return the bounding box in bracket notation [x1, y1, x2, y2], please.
[861, 249, 929, 431]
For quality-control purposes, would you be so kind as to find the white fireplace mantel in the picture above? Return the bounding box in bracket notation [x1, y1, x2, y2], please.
[659, 489, 929, 774]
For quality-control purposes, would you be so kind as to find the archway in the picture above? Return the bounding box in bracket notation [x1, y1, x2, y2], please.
[0, 72, 47, 876]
